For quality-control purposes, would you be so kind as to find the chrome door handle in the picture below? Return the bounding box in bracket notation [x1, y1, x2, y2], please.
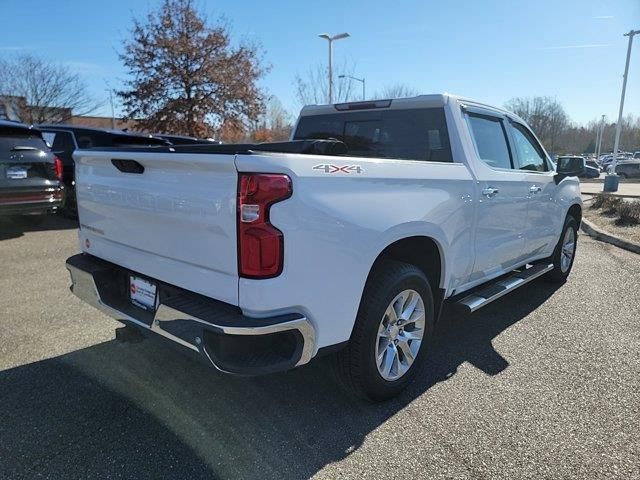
[481, 187, 499, 198]
[529, 185, 542, 194]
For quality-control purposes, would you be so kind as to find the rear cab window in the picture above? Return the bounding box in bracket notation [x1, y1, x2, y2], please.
[293, 108, 452, 162]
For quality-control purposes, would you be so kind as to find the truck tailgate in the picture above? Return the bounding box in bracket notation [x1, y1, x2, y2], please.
[74, 150, 239, 305]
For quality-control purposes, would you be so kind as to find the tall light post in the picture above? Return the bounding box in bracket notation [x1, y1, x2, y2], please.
[595, 114, 605, 163]
[318, 32, 350, 104]
[604, 29, 639, 192]
[338, 74, 366, 100]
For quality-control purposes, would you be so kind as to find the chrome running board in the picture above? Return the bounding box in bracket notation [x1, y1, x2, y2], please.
[455, 263, 554, 314]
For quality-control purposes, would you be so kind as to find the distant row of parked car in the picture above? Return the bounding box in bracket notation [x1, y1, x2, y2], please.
[551, 152, 640, 180]
[0, 120, 220, 222]
[597, 151, 640, 177]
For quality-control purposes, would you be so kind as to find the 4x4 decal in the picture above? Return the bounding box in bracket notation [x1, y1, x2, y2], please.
[313, 164, 364, 174]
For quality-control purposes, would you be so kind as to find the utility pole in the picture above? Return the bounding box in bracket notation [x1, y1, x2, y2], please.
[604, 29, 639, 192]
[318, 33, 350, 104]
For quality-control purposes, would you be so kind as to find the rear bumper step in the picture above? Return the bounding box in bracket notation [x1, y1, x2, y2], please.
[66, 254, 316, 375]
[454, 263, 554, 313]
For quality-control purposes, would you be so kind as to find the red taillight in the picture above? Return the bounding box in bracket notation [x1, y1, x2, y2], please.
[53, 156, 64, 181]
[237, 173, 292, 278]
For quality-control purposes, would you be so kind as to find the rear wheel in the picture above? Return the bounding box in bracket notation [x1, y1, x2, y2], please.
[544, 216, 578, 283]
[336, 260, 434, 401]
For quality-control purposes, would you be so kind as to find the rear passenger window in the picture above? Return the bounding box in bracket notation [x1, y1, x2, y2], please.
[467, 114, 512, 169]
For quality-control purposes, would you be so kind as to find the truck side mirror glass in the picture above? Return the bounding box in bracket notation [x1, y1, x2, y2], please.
[556, 157, 585, 177]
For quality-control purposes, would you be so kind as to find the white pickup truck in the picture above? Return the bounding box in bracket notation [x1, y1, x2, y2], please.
[66, 94, 584, 400]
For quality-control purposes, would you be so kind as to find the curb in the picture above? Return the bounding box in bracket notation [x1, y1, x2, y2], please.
[581, 191, 640, 199]
[580, 218, 640, 254]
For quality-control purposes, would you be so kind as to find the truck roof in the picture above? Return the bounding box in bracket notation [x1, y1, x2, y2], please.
[298, 93, 524, 123]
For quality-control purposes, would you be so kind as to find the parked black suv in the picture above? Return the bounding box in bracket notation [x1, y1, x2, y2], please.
[0, 120, 64, 219]
[38, 125, 169, 216]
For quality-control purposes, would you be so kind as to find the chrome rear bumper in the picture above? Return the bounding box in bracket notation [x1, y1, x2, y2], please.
[66, 254, 316, 375]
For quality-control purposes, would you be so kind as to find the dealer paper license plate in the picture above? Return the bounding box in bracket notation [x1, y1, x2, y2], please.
[6, 166, 27, 179]
[129, 275, 157, 311]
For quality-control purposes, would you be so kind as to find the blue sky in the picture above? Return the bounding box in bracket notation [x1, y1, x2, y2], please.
[1, 0, 638, 124]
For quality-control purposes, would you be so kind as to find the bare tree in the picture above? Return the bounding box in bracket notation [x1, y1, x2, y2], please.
[118, 0, 267, 137]
[249, 96, 293, 142]
[294, 59, 358, 106]
[375, 83, 420, 99]
[0, 54, 99, 124]
[504, 96, 569, 153]
[262, 96, 292, 131]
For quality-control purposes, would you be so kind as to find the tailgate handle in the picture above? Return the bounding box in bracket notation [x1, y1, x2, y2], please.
[111, 159, 144, 174]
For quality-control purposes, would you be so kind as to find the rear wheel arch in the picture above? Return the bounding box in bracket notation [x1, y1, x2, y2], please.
[369, 236, 443, 291]
[360, 236, 445, 325]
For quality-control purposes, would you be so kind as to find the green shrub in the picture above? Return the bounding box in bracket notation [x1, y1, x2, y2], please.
[616, 200, 640, 226]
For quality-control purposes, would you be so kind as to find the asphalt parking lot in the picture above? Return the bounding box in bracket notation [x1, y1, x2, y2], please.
[0, 216, 639, 480]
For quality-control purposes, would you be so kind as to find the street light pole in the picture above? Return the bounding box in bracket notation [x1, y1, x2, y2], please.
[338, 74, 366, 100]
[595, 114, 605, 163]
[604, 29, 639, 192]
[318, 33, 350, 104]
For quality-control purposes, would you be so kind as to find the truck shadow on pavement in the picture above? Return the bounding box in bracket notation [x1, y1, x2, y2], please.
[0, 216, 77, 241]
[0, 281, 561, 480]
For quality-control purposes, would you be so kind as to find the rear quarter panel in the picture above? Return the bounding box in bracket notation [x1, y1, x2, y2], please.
[235, 153, 474, 350]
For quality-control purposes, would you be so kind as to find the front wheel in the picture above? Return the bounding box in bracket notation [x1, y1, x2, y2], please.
[544, 215, 578, 283]
[335, 260, 434, 401]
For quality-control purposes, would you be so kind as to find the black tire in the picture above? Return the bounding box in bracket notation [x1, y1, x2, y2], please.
[335, 260, 435, 402]
[544, 215, 578, 283]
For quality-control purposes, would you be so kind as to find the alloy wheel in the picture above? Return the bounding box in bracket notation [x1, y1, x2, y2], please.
[375, 289, 426, 381]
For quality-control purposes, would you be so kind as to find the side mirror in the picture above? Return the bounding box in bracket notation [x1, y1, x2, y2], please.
[555, 157, 585, 178]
